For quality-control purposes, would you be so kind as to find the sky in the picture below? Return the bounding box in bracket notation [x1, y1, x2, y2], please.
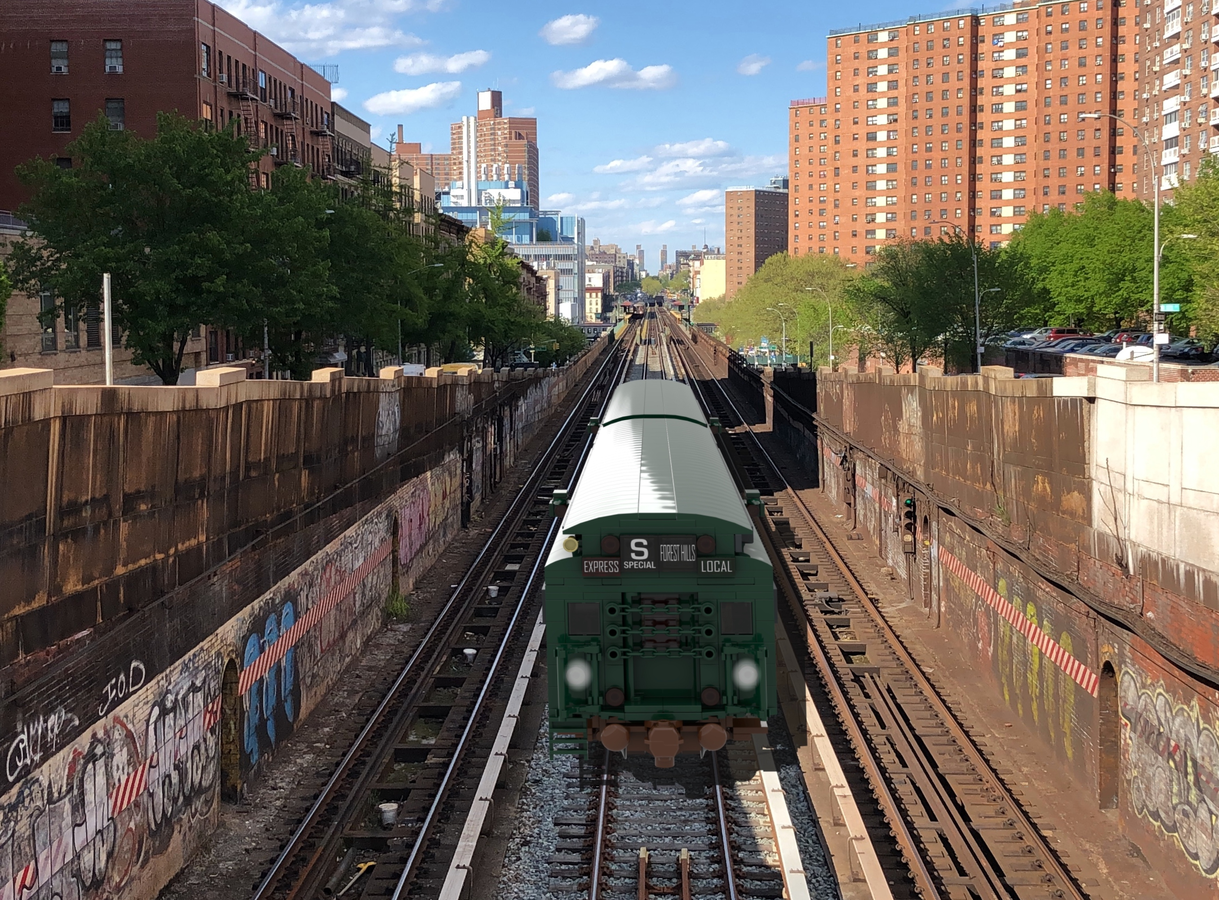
[215, 0, 923, 269]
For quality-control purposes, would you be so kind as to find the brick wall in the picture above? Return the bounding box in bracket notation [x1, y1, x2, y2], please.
[0, 345, 604, 900]
[701, 329, 1219, 896]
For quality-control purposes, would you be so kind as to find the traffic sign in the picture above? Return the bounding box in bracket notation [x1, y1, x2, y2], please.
[1161, 303, 1181, 312]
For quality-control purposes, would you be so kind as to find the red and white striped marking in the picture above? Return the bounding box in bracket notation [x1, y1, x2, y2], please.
[939, 546, 1099, 697]
[6, 862, 37, 900]
[108, 756, 154, 819]
[203, 695, 222, 731]
[238, 539, 392, 696]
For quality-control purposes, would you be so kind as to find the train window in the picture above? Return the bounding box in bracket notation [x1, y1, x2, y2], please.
[720, 603, 754, 635]
[567, 603, 601, 635]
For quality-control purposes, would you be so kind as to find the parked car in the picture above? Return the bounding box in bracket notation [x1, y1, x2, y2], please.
[1093, 329, 1121, 342]
[1116, 344, 1155, 361]
[1160, 339, 1214, 363]
[1004, 337, 1040, 349]
[1007, 326, 1043, 339]
[1081, 343, 1125, 357]
[1044, 327, 1090, 340]
[1041, 338, 1097, 354]
[1112, 331, 1150, 344]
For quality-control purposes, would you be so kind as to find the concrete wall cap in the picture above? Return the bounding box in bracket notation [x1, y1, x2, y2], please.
[310, 367, 344, 384]
[1053, 375, 1096, 399]
[379, 366, 403, 381]
[1096, 363, 1151, 382]
[0, 367, 54, 395]
[980, 365, 1015, 380]
[195, 366, 247, 388]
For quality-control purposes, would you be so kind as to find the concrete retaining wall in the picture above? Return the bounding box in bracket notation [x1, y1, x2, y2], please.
[706, 335, 1219, 897]
[0, 344, 604, 900]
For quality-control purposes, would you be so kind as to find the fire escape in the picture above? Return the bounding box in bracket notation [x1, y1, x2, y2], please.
[273, 88, 302, 168]
[227, 74, 261, 188]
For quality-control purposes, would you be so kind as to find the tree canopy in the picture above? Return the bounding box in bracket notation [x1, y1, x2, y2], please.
[692, 253, 860, 368]
[1007, 191, 1192, 331]
[9, 112, 557, 382]
[1169, 158, 1219, 339]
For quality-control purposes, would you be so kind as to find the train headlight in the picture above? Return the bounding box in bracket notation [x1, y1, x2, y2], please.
[732, 658, 760, 693]
[565, 658, 593, 692]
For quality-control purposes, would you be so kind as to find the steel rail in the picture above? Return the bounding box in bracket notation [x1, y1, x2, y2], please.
[668, 314, 940, 899]
[389, 328, 636, 898]
[251, 331, 632, 900]
[674, 314, 1088, 900]
[710, 751, 741, 900]
[588, 751, 613, 900]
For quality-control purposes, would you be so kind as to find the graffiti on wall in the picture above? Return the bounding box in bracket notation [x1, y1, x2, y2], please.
[0, 662, 220, 900]
[940, 546, 1091, 768]
[240, 603, 299, 768]
[1121, 667, 1219, 878]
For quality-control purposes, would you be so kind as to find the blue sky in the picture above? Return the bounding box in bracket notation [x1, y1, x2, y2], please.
[216, 0, 918, 268]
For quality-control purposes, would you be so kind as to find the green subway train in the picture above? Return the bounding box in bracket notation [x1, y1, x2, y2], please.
[544, 380, 776, 767]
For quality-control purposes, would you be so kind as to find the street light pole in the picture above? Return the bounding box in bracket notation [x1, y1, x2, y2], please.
[766, 306, 790, 365]
[931, 219, 981, 372]
[399, 263, 443, 365]
[805, 286, 837, 371]
[1080, 112, 1163, 381]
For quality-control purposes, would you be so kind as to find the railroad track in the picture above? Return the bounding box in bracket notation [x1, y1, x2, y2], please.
[250, 328, 636, 900]
[547, 744, 792, 900]
[671, 313, 1092, 900]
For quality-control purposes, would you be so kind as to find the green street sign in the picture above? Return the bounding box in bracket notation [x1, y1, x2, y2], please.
[1161, 303, 1181, 312]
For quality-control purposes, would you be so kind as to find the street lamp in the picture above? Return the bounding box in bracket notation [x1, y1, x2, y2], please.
[400, 263, 444, 364]
[1080, 111, 1169, 380]
[766, 306, 792, 365]
[778, 302, 800, 364]
[930, 219, 984, 372]
[805, 286, 836, 371]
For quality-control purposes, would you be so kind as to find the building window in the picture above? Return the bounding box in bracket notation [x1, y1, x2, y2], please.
[258, 70, 268, 102]
[104, 40, 123, 74]
[50, 40, 68, 74]
[40, 289, 57, 352]
[52, 99, 70, 133]
[85, 304, 101, 348]
[105, 98, 125, 130]
[64, 303, 80, 350]
[201, 42, 211, 78]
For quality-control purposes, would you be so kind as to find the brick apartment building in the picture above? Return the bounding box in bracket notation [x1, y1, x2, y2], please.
[787, 0, 1203, 261]
[399, 90, 540, 206]
[724, 187, 789, 299]
[0, 0, 333, 212]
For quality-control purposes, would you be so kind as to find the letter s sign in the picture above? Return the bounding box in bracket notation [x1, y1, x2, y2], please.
[630, 538, 649, 560]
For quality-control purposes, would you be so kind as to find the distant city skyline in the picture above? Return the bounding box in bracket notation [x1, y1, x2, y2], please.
[211, 0, 899, 263]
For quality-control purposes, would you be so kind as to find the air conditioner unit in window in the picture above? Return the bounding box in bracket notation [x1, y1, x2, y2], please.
[52, 65, 66, 73]
[269, 146, 278, 156]
[106, 65, 121, 73]
[218, 73, 228, 85]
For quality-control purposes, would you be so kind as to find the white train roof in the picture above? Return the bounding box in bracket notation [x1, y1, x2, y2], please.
[561, 380, 753, 533]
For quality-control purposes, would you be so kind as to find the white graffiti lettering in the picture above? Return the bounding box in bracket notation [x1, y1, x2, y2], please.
[1121, 667, 1219, 878]
[5, 708, 81, 784]
[98, 660, 147, 717]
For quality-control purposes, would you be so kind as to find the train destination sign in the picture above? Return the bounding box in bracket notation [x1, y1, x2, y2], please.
[698, 558, 735, 575]
[583, 558, 621, 576]
[620, 535, 697, 571]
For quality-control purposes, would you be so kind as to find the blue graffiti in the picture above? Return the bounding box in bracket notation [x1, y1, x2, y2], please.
[243, 601, 299, 767]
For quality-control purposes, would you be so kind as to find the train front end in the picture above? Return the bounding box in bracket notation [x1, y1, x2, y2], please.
[544, 380, 775, 767]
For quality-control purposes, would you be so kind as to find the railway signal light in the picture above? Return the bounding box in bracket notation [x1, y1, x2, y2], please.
[901, 495, 917, 553]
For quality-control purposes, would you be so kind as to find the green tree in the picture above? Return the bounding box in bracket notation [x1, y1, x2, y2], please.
[0, 258, 11, 353]
[640, 275, 664, 295]
[10, 113, 262, 384]
[531, 316, 588, 366]
[320, 181, 428, 374]
[230, 165, 335, 379]
[1009, 191, 1191, 331]
[692, 253, 859, 368]
[1169, 158, 1219, 340]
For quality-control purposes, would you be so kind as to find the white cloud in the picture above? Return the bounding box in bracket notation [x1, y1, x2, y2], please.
[619, 153, 786, 192]
[637, 219, 678, 235]
[677, 189, 721, 207]
[796, 59, 824, 72]
[552, 59, 676, 91]
[546, 192, 576, 206]
[540, 14, 599, 45]
[393, 50, 490, 74]
[737, 54, 771, 76]
[215, 0, 434, 57]
[593, 155, 654, 174]
[655, 138, 732, 158]
[331, 86, 349, 101]
[364, 81, 462, 115]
